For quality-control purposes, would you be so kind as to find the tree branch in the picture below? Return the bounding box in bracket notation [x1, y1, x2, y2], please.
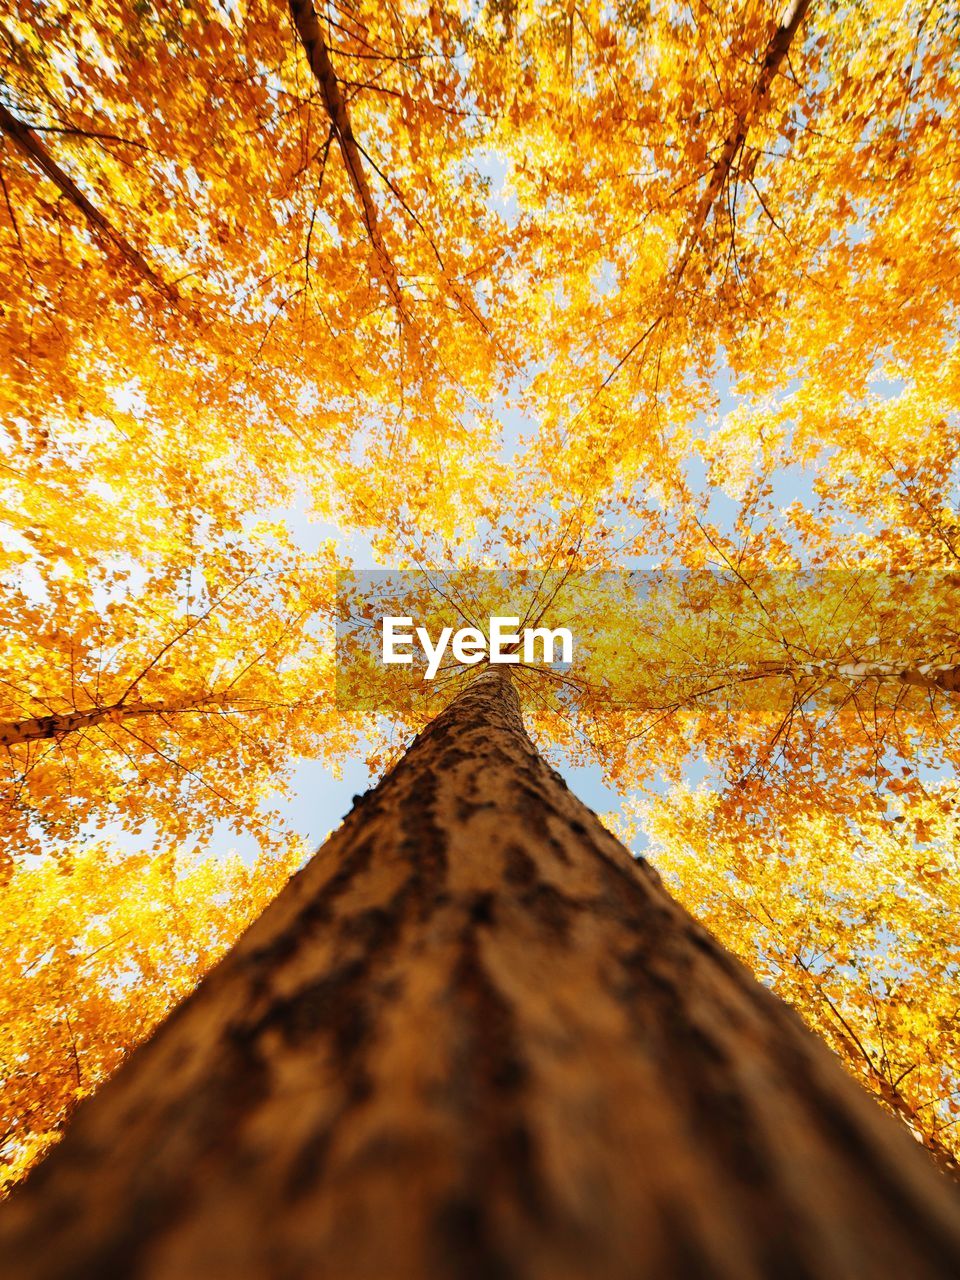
[671, 0, 813, 289]
[0, 693, 234, 747]
[288, 0, 407, 320]
[0, 102, 179, 304]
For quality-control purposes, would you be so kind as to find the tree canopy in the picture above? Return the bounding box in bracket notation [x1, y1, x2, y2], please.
[2, 0, 960, 1187]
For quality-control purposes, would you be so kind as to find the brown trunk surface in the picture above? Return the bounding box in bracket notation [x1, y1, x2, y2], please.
[2, 668, 960, 1279]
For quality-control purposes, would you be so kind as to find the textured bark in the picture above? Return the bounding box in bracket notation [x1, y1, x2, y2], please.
[824, 659, 960, 693]
[0, 694, 231, 746]
[0, 103, 178, 303]
[742, 658, 960, 695]
[3, 667, 960, 1279]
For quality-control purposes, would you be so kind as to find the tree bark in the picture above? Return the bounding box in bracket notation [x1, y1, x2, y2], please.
[737, 658, 960, 695]
[2, 667, 960, 1279]
[0, 694, 233, 746]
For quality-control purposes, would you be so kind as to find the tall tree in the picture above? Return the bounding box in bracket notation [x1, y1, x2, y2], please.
[4, 0, 960, 1220]
[1, 668, 960, 1278]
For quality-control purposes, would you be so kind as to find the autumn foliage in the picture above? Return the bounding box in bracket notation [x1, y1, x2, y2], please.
[2, 0, 960, 1187]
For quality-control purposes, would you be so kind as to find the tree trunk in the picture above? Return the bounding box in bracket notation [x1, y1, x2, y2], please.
[2, 667, 960, 1279]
